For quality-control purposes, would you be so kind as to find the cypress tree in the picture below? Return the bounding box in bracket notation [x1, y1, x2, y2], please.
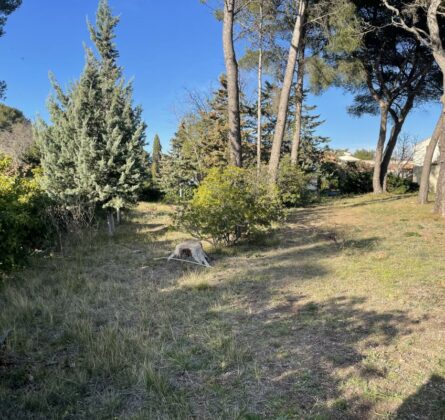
[151, 134, 162, 183]
[37, 0, 146, 234]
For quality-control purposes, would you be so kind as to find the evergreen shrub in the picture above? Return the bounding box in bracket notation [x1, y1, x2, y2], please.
[177, 166, 283, 246]
[277, 156, 314, 207]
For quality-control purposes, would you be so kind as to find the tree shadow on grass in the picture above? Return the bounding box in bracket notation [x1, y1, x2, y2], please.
[336, 194, 407, 209]
[160, 277, 421, 418]
[395, 374, 445, 420]
[245, 296, 418, 417]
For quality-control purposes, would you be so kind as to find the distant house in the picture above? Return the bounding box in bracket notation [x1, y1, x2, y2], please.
[337, 152, 414, 179]
[413, 138, 440, 192]
[338, 152, 361, 163]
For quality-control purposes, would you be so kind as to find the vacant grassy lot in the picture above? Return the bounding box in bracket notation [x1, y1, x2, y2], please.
[1, 194, 444, 419]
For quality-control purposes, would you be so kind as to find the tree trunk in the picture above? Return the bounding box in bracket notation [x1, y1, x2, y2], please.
[380, 98, 414, 191]
[223, 0, 242, 167]
[107, 209, 115, 236]
[419, 112, 443, 204]
[379, 123, 401, 192]
[373, 103, 389, 194]
[434, 117, 445, 216]
[116, 207, 121, 224]
[291, 25, 306, 166]
[256, 2, 264, 172]
[428, 4, 445, 214]
[268, 0, 307, 182]
[434, 139, 445, 215]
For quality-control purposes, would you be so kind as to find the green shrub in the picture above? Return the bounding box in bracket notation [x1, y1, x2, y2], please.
[0, 155, 50, 270]
[177, 166, 283, 246]
[277, 156, 314, 207]
[386, 173, 419, 194]
[321, 161, 373, 195]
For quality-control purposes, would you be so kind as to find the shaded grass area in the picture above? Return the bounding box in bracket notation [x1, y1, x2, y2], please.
[1, 196, 445, 419]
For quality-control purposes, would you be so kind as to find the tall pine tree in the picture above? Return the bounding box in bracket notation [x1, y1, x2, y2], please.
[37, 0, 146, 234]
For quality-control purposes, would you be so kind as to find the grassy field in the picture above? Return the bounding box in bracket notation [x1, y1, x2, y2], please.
[1, 194, 445, 419]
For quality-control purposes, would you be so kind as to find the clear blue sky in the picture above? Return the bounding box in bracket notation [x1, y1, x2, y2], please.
[0, 0, 441, 151]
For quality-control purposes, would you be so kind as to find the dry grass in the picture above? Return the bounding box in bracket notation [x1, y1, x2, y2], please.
[1, 195, 445, 419]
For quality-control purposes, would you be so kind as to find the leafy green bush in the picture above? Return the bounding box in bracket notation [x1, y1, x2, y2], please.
[177, 166, 283, 246]
[0, 155, 50, 270]
[277, 156, 314, 207]
[386, 173, 419, 194]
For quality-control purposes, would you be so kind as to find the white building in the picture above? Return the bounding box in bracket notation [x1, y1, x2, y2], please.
[412, 138, 440, 192]
[338, 152, 361, 163]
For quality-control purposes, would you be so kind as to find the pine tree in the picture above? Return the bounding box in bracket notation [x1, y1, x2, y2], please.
[258, 82, 329, 170]
[158, 74, 259, 201]
[151, 134, 162, 183]
[37, 51, 101, 208]
[37, 0, 146, 234]
[297, 103, 330, 172]
[158, 120, 202, 202]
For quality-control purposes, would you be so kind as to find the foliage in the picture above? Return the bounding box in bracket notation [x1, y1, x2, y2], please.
[161, 78, 328, 204]
[159, 76, 243, 202]
[353, 148, 374, 160]
[0, 0, 21, 36]
[277, 155, 313, 207]
[308, 0, 441, 194]
[296, 102, 330, 171]
[138, 182, 164, 202]
[259, 82, 330, 168]
[309, 0, 441, 110]
[177, 166, 283, 245]
[0, 103, 27, 130]
[320, 161, 418, 196]
[151, 134, 162, 182]
[0, 114, 40, 166]
[158, 117, 203, 203]
[0, 154, 49, 270]
[321, 161, 373, 195]
[386, 173, 419, 194]
[36, 0, 147, 217]
[0, 1, 22, 99]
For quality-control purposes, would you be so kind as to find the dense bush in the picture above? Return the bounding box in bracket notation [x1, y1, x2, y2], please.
[321, 161, 373, 195]
[278, 156, 315, 207]
[138, 179, 164, 202]
[320, 161, 418, 195]
[386, 173, 419, 194]
[177, 166, 283, 246]
[0, 155, 50, 270]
